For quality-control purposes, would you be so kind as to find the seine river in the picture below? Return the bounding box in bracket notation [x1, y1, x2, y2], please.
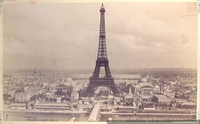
[3, 111, 196, 121]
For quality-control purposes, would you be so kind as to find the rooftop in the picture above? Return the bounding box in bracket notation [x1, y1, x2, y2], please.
[138, 83, 153, 88]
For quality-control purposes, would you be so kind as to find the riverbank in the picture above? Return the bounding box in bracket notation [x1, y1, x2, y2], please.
[4, 109, 196, 116]
[101, 112, 195, 116]
[4, 109, 90, 114]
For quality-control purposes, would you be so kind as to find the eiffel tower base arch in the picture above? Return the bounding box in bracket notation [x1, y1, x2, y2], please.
[83, 77, 118, 97]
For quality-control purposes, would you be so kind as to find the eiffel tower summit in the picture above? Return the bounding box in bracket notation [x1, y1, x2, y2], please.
[83, 4, 118, 97]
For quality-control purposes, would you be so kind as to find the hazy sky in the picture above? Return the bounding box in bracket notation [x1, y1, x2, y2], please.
[3, 2, 198, 70]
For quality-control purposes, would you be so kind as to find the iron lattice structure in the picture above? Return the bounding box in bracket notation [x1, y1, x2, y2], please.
[83, 4, 118, 97]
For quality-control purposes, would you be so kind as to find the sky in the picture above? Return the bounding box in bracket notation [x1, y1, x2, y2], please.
[3, 2, 198, 70]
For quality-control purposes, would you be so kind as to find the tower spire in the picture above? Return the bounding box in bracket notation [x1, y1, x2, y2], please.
[98, 3, 106, 59]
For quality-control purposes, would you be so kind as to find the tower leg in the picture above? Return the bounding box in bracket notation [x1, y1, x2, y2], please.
[83, 84, 93, 97]
[93, 65, 100, 78]
[105, 65, 111, 77]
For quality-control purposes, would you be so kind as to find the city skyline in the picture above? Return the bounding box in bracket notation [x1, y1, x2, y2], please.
[3, 2, 197, 70]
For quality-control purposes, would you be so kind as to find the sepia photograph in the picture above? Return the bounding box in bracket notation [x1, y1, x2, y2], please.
[1, 1, 198, 122]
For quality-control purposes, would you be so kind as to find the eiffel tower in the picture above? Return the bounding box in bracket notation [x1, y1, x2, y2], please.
[83, 4, 118, 97]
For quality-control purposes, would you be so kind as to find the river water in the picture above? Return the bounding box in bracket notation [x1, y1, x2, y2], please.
[3, 112, 196, 121]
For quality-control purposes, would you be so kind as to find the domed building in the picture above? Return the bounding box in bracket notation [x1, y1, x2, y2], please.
[138, 77, 148, 83]
[134, 77, 153, 103]
[138, 83, 153, 95]
[136, 77, 153, 95]
[132, 77, 151, 94]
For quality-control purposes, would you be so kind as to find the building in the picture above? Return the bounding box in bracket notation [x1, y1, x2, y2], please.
[136, 77, 153, 95]
[101, 105, 112, 112]
[35, 102, 71, 110]
[138, 78, 148, 83]
[10, 103, 26, 110]
[50, 84, 72, 92]
[134, 85, 140, 94]
[118, 106, 137, 113]
[139, 95, 152, 103]
[156, 95, 171, 104]
[56, 97, 62, 103]
[25, 85, 43, 96]
[133, 78, 154, 106]
[153, 85, 160, 94]
[124, 94, 133, 103]
[138, 83, 153, 95]
[124, 86, 134, 104]
[71, 91, 79, 101]
[181, 102, 196, 109]
[15, 92, 30, 102]
[74, 74, 140, 81]
[73, 74, 91, 80]
[113, 74, 141, 80]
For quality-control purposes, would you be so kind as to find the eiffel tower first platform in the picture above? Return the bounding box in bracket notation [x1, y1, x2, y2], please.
[83, 4, 118, 97]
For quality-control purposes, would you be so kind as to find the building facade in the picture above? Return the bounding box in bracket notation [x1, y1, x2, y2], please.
[15, 92, 30, 102]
